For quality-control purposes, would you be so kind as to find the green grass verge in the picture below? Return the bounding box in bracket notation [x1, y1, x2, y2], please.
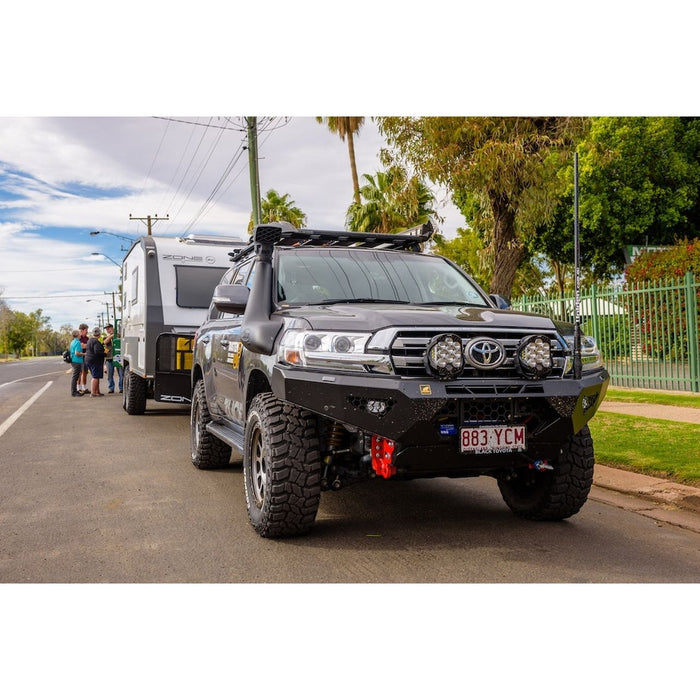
[605, 387, 700, 409]
[589, 412, 700, 485]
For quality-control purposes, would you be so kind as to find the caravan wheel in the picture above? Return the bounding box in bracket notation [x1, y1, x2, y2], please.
[123, 365, 147, 415]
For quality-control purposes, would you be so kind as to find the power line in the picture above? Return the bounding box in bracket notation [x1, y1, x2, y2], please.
[153, 116, 245, 131]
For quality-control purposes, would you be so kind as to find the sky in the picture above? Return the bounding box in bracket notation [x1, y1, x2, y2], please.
[0, 116, 465, 331]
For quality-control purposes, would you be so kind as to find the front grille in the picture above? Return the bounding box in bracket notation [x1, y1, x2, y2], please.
[389, 329, 567, 379]
[461, 397, 556, 427]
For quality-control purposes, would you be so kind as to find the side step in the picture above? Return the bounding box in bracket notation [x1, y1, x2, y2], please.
[206, 421, 245, 453]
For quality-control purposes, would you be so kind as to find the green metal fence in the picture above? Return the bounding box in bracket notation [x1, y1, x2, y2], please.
[512, 272, 700, 393]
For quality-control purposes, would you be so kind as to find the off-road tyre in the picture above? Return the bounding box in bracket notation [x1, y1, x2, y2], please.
[123, 365, 147, 415]
[497, 425, 594, 521]
[190, 379, 232, 469]
[243, 392, 322, 538]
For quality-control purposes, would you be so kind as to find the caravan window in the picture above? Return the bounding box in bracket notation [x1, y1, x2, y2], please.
[130, 267, 139, 304]
[175, 265, 228, 308]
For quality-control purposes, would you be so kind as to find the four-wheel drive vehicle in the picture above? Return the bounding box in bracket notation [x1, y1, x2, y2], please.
[120, 233, 245, 414]
[190, 222, 609, 538]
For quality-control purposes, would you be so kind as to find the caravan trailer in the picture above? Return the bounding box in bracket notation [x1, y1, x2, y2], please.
[120, 234, 245, 414]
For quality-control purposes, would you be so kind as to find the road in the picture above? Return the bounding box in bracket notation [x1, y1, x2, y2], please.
[2, 357, 700, 583]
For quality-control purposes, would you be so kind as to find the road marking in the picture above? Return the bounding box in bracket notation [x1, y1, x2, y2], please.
[0, 369, 69, 390]
[0, 381, 53, 438]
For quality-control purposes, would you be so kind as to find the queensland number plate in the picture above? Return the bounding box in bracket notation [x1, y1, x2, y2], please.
[460, 425, 526, 454]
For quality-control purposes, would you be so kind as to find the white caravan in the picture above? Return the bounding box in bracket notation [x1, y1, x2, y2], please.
[120, 234, 245, 414]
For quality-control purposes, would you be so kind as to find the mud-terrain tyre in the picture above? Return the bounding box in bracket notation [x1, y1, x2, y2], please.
[123, 365, 147, 415]
[243, 392, 322, 538]
[497, 425, 594, 521]
[190, 379, 232, 469]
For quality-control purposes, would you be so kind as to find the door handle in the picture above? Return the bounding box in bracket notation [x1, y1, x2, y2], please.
[220, 340, 230, 347]
[200, 337, 210, 344]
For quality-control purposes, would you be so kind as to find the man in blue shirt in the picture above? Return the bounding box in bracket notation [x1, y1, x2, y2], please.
[69, 329, 86, 396]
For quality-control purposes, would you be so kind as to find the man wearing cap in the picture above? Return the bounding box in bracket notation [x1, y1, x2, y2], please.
[103, 323, 123, 394]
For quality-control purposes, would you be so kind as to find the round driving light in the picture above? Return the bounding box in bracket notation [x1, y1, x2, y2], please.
[426, 333, 464, 380]
[517, 335, 553, 378]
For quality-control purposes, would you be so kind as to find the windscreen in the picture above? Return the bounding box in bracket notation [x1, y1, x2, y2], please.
[276, 249, 489, 306]
[175, 266, 228, 308]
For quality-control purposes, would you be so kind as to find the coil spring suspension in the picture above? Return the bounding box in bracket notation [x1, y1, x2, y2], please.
[327, 422, 345, 448]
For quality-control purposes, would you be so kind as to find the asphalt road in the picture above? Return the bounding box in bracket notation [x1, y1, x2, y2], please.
[2, 357, 700, 583]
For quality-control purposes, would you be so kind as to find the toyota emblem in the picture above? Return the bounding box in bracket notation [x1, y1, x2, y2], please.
[465, 337, 506, 369]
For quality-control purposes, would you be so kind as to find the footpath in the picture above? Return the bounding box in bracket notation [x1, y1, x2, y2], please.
[592, 399, 700, 533]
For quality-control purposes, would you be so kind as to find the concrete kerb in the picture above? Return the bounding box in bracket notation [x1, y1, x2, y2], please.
[593, 463, 700, 514]
[592, 400, 700, 531]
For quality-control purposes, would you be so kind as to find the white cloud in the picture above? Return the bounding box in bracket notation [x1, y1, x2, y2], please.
[0, 116, 465, 331]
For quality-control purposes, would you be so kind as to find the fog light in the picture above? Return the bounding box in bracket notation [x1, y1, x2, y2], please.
[426, 333, 464, 380]
[366, 399, 388, 416]
[517, 335, 552, 378]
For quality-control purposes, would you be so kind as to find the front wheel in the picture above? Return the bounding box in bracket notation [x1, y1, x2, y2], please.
[497, 426, 594, 521]
[243, 393, 322, 538]
[190, 379, 232, 469]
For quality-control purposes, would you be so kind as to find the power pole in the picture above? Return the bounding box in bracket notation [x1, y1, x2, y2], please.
[129, 213, 169, 235]
[246, 117, 262, 227]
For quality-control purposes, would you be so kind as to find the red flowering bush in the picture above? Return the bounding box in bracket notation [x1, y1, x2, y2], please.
[624, 240, 700, 359]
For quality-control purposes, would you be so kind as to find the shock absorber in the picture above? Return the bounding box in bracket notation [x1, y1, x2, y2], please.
[328, 422, 345, 448]
[322, 422, 347, 490]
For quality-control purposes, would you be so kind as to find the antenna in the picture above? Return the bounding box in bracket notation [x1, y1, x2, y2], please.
[573, 152, 583, 379]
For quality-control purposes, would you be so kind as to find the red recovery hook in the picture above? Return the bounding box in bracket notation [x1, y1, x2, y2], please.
[371, 436, 396, 479]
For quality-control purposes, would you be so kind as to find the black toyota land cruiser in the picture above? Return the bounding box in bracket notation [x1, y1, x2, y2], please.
[190, 221, 609, 538]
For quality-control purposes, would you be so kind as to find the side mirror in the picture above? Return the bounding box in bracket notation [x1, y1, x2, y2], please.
[212, 284, 250, 315]
[489, 294, 511, 309]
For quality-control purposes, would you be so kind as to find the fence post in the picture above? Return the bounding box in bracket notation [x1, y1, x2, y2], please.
[685, 271, 700, 393]
[590, 283, 600, 343]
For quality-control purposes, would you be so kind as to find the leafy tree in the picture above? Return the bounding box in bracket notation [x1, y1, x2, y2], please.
[248, 189, 306, 232]
[533, 117, 700, 281]
[345, 165, 437, 233]
[377, 117, 587, 298]
[316, 117, 365, 204]
[5, 311, 36, 356]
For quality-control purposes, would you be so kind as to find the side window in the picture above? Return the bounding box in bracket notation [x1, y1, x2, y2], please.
[207, 268, 235, 321]
[233, 260, 253, 286]
[130, 266, 139, 304]
[245, 262, 255, 290]
[209, 261, 252, 320]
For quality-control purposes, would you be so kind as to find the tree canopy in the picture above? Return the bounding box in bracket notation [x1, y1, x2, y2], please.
[248, 189, 307, 232]
[345, 165, 437, 233]
[531, 117, 700, 282]
[377, 117, 588, 298]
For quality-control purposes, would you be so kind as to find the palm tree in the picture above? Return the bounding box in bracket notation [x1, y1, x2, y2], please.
[316, 117, 365, 204]
[248, 189, 307, 232]
[345, 165, 437, 233]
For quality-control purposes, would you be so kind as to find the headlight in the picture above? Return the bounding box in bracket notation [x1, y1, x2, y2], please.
[277, 330, 392, 373]
[562, 334, 604, 373]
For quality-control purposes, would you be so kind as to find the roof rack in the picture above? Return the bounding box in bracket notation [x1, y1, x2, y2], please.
[229, 220, 434, 262]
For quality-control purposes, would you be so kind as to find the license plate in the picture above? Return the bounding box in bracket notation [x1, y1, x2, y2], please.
[460, 425, 526, 454]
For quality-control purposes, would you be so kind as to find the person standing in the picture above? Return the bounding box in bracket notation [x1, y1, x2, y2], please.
[69, 329, 86, 396]
[78, 323, 90, 394]
[103, 323, 123, 393]
[85, 327, 106, 397]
